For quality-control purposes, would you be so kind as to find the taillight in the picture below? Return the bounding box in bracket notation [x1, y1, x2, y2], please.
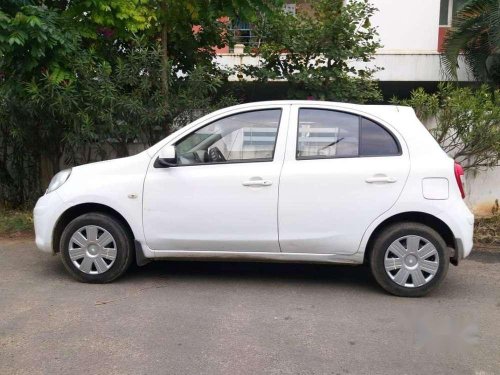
[454, 162, 465, 198]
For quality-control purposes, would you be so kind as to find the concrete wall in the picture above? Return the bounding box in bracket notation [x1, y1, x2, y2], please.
[370, 0, 440, 53]
[216, 53, 473, 82]
[466, 168, 500, 217]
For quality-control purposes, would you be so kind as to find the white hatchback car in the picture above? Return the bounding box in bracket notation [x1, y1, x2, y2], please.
[34, 101, 474, 296]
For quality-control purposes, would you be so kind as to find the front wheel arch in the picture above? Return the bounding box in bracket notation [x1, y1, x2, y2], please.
[53, 203, 135, 254]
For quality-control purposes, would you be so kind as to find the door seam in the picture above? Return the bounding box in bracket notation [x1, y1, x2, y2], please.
[276, 104, 293, 253]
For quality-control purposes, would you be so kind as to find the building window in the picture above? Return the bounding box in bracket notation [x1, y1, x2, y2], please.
[229, 19, 255, 49]
[284, 3, 296, 15]
[229, 3, 296, 51]
[439, 0, 469, 26]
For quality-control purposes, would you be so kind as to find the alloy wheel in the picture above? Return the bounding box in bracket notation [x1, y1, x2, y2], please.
[68, 225, 117, 274]
[384, 235, 440, 288]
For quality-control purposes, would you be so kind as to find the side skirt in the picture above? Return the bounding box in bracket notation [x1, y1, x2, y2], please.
[149, 249, 365, 265]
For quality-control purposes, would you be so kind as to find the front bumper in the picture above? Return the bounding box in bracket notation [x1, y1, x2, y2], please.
[33, 192, 66, 253]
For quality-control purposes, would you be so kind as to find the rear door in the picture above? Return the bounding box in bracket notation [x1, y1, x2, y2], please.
[278, 105, 410, 254]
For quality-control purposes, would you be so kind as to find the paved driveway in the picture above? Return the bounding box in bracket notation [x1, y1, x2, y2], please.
[1, 239, 499, 375]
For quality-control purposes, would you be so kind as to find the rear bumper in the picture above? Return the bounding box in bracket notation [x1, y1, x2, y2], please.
[437, 201, 474, 265]
[456, 211, 474, 261]
[450, 238, 465, 266]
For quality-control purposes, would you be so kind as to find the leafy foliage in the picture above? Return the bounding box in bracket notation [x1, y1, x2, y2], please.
[243, 0, 382, 102]
[63, 0, 155, 39]
[0, 36, 236, 207]
[441, 0, 500, 85]
[0, 210, 33, 236]
[394, 84, 500, 171]
[0, 2, 79, 79]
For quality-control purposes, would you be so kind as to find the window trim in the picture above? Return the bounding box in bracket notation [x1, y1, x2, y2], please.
[439, 0, 453, 26]
[295, 108, 402, 161]
[172, 108, 283, 167]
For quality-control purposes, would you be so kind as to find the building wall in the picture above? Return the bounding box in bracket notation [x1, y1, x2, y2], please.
[466, 168, 500, 217]
[216, 0, 473, 82]
[370, 0, 440, 52]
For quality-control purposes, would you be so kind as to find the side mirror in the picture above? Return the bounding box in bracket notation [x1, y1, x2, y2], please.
[154, 145, 177, 168]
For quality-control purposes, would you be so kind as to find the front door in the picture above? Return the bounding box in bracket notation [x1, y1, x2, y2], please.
[143, 107, 289, 252]
[278, 106, 410, 254]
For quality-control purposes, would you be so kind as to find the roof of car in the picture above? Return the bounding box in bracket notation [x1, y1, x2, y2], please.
[224, 100, 404, 113]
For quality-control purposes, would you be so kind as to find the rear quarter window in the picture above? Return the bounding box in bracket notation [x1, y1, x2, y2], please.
[360, 118, 400, 156]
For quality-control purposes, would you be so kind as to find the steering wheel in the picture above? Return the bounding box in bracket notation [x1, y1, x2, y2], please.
[208, 147, 226, 163]
[192, 151, 201, 163]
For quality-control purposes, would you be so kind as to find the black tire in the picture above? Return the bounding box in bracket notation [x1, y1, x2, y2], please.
[369, 222, 449, 297]
[60, 213, 134, 283]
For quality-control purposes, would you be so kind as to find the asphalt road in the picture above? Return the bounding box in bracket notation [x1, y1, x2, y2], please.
[1, 239, 499, 375]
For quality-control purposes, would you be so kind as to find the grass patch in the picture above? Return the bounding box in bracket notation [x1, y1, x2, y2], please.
[475, 215, 500, 246]
[0, 211, 33, 236]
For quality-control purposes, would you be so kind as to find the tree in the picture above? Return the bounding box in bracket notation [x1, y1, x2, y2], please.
[152, 0, 282, 127]
[243, 0, 382, 103]
[441, 0, 500, 85]
[0, 1, 79, 80]
[60, 0, 282, 129]
[394, 84, 500, 171]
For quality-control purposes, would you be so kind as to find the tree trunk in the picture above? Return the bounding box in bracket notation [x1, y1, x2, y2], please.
[40, 154, 53, 192]
[160, 1, 170, 135]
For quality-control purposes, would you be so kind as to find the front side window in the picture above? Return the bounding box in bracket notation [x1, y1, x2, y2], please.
[175, 109, 281, 165]
[297, 109, 400, 159]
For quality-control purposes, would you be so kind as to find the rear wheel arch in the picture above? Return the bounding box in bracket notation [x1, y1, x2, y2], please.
[363, 211, 456, 263]
[52, 203, 135, 254]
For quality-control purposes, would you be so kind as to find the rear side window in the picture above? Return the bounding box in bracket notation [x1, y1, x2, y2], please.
[297, 109, 359, 158]
[297, 108, 400, 159]
[360, 118, 400, 156]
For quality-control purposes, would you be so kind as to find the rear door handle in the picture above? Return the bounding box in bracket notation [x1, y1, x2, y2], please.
[242, 179, 273, 187]
[365, 176, 397, 184]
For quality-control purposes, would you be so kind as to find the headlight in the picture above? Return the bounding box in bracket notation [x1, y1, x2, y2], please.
[46, 168, 72, 194]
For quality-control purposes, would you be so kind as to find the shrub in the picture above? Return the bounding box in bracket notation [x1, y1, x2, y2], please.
[394, 84, 500, 172]
[243, 0, 382, 103]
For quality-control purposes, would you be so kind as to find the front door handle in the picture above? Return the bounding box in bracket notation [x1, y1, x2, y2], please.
[242, 179, 273, 187]
[365, 176, 397, 184]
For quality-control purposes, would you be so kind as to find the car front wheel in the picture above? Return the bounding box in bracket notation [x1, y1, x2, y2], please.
[60, 213, 133, 283]
[370, 222, 449, 297]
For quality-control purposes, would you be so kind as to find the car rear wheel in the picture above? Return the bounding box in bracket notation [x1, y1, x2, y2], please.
[370, 222, 449, 297]
[60, 213, 133, 283]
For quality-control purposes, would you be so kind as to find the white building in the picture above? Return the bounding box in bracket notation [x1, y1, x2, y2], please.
[215, 0, 473, 84]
